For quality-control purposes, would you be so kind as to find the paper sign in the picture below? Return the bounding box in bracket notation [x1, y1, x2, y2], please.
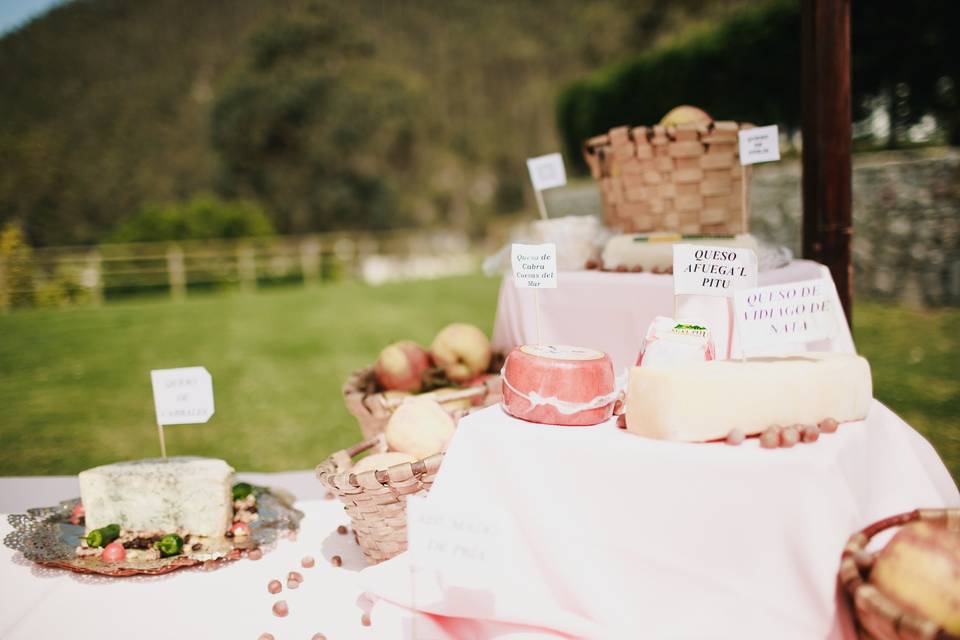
[511, 243, 557, 289]
[738, 125, 780, 165]
[526, 153, 567, 191]
[672, 244, 758, 297]
[151, 367, 215, 425]
[407, 495, 505, 583]
[733, 278, 838, 350]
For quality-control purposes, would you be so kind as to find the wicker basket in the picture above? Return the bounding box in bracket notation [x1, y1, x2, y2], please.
[316, 435, 443, 564]
[343, 354, 505, 441]
[583, 121, 754, 234]
[839, 508, 960, 640]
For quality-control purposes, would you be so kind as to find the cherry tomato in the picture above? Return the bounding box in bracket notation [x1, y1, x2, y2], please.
[101, 541, 126, 563]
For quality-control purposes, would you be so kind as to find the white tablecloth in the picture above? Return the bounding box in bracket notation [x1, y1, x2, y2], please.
[0, 476, 378, 640]
[492, 260, 856, 371]
[360, 402, 959, 639]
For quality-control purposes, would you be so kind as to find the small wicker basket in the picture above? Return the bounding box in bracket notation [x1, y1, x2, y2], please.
[583, 121, 754, 234]
[839, 508, 960, 640]
[326, 354, 506, 564]
[343, 355, 504, 441]
[316, 435, 443, 564]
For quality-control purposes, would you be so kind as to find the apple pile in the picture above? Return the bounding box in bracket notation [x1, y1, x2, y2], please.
[372, 322, 493, 395]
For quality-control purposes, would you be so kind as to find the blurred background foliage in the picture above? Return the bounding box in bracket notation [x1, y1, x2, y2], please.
[0, 0, 750, 246]
[558, 0, 959, 166]
[108, 194, 274, 243]
[0, 0, 955, 243]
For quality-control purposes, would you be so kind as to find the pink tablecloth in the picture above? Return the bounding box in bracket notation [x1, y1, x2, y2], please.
[492, 260, 856, 371]
[360, 402, 959, 639]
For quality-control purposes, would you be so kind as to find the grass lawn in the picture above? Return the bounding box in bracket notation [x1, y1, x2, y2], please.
[0, 275, 957, 484]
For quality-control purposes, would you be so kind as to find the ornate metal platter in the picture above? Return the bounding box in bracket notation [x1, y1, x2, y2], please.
[4, 486, 302, 577]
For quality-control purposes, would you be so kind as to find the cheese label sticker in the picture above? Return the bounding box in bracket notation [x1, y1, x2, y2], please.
[738, 125, 781, 165]
[672, 244, 758, 297]
[526, 152, 567, 191]
[151, 366, 215, 426]
[733, 278, 838, 349]
[511, 243, 557, 289]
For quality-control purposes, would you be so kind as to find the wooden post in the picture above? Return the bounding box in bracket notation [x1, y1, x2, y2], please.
[86, 250, 103, 306]
[237, 244, 257, 293]
[0, 255, 8, 313]
[300, 236, 321, 286]
[801, 0, 853, 328]
[167, 245, 186, 301]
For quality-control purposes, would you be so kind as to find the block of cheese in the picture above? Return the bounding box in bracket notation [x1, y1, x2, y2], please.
[625, 352, 872, 441]
[79, 456, 234, 537]
[501, 344, 616, 426]
[602, 233, 757, 272]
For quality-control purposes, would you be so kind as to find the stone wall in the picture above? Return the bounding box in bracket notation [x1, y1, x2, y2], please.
[751, 149, 960, 306]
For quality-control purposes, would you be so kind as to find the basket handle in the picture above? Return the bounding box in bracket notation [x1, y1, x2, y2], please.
[379, 385, 488, 410]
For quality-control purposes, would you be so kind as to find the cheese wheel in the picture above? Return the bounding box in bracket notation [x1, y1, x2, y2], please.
[625, 352, 872, 442]
[501, 345, 616, 426]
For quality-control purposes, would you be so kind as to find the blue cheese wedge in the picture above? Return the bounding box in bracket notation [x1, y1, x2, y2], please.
[79, 457, 234, 537]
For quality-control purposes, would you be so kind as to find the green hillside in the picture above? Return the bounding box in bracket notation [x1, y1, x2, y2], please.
[0, 0, 748, 246]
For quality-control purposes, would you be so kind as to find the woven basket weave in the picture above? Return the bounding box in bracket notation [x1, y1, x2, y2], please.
[316, 436, 443, 564]
[583, 121, 753, 234]
[839, 508, 960, 640]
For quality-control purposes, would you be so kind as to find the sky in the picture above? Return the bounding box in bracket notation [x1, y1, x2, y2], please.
[0, 0, 66, 36]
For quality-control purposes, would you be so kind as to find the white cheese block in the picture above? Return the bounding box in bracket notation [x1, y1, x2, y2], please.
[602, 233, 757, 272]
[625, 352, 872, 442]
[79, 456, 234, 537]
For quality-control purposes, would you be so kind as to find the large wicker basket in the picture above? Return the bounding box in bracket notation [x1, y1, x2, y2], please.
[583, 121, 754, 234]
[839, 508, 960, 640]
[316, 435, 443, 564]
[343, 354, 505, 441]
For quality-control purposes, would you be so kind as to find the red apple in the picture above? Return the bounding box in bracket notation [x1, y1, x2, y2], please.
[871, 521, 960, 633]
[373, 340, 430, 392]
[430, 324, 491, 384]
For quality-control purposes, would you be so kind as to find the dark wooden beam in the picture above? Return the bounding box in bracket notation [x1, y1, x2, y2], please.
[801, 0, 853, 328]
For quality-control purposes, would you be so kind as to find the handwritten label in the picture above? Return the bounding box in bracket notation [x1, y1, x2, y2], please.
[672, 244, 758, 297]
[733, 278, 838, 350]
[150, 367, 215, 425]
[526, 153, 567, 191]
[407, 495, 505, 583]
[511, 243, 557, 289]
[738, 125, 780, 165]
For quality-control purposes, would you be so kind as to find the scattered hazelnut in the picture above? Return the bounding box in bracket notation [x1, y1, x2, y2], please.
[258, 634, 275, 640]
[760, 426, 781, 449]
[272, 601, 288, 617]
[337, 525, 348, 535]
[301, 555, 315, 568]
[267, 579, 282, 594]
[802, 424, 820, 443]
[361, 613, 371, 627]
[818, 417, 839, 434]
[312, 635, 327, 640]
[287, 571, 303, 582]
[616, 414, 627, 429]
[630, 265, 643, 273]
[781, 426, 800, 448]
[248, 548, 263, 561]
[324, 491, 335, 500]
[331, 555, 342, 567]
[615, 265, 628, 273]
[725, 429, 745, 446]
[585, 259, 599, 270]
[287, 579, 300, 589]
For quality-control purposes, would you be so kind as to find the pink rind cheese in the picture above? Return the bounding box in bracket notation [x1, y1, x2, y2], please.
[501, 345, 616, 426]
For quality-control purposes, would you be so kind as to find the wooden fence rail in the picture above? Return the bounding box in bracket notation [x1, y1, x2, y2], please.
[0, 229, 482, 311]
